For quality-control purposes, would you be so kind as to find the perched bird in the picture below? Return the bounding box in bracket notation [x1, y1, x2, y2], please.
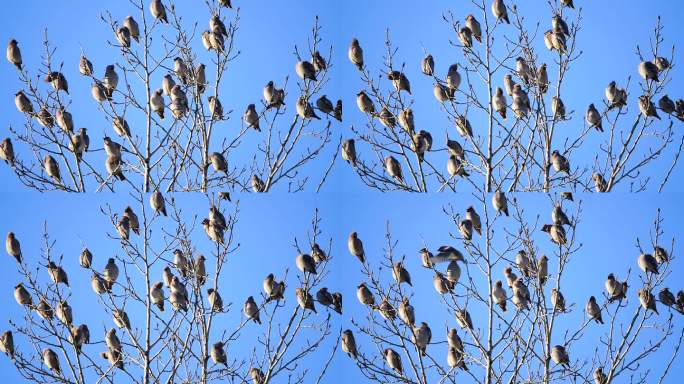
[466, 15, 482, 42]
[413, 129, 432, 159]
[398, 298, 415, 326]
[537, 64, 549, 93]
[113, 308, 130, 329]
[551, 345, 570, 368]
[116, 216, 131, 240]
[194, 64, 207, 94]
[398, 108, 415, 134]
[341, 139, 357, 167]
[6, 232, 22, 263]
[243, 104, 260, 131]
[55, 300, 73, 326]
[654, 246, 669, 264]
[202, 218, 224, 243]
[173, 57, 189, 85]
[47, 262, 69, 287]
[447, 328, 463, 352]
[124, 16, 140, 43]
[433, 82, 451, 103]
[413, 322, 432, 356]
[654, 57, 670, 71]
[512, 84, 530, 118]
[356, 91, 375, 114]
[515, 57, 531, 85]
[0, 331, 14, 359]
[162, 74, 176, 96]
[447, 137, 465, 159]
[91, 273, 108, 294]
[356, 283, 375, 307]
[504, 74, 516, 96]
[37, 299, 53, 320]
[446, 64, 461, 90]
[43, 348, 61, 374]
[637, 253, 659, 275]
[210, 15, 227, 37]
[312, 51, 327, 72]
[123, 207, 140, 236]
[447, 156, 468, 178]
[316, 287, 334, 308]
[36, 108, 54, 128]
[209, 152, 227, 174]
[552, 15, 569, 37]
[493, 87, 507, 119]
[552, 204, 571, 226]
[211, 342, 227, 365]
[448, 347, 468, 370]
[551, 288, 566, 312]
[112, 116, 131, 137]
[295, 60, 317, 81]
[379, 299, 396, 320]
[150, 191, 167, 216]
[208, 96, 223, 120]
[105, 328, 121, 352]
[464, 206, 482, 235]
[103, 257, 119, 290]
[419, 248, 434, 268]
[263, 81, 285, 109]
[492, 280, 507, 312]
[385, 348, 403, 374]
[458, 219, 473, 241]
[537, 255, 548, 285]
[116, 26, 131, 48]
[15, 90, 33, 114]
[45, 71, 69, 94]
[433, 272, 455, 294]
[513, 278, 530, 310]
[0, 138, 15, 165]
[149, 0, 168, 23]
[251, 175, 265, 193]
[79, 249, 93, 269]
[250, 368, 265, 384]
[106, 156, 126, 181]
[605, 273, 628, 302]
[332, 292, 343, 314]
[421, 54, 434, 76]
[446, 260, 462, 284]
[334, 99, 343, 122]
[348, 232, 365, 263]
[458, 27, 473, 48]
[44, 155, 61, 183]
[392, 262, 412, 286]
[638, 61, 659, 82]
[455, 116, 472, 137]
[150, 89, 165, 119]
[296, 288, 317, 313]
[504, 266, 518, 288]
[378, 106, 396, 128]
[244, 296, 261, 324]
[207, 288, 224, 312]
[659, 95, 676, 115]
[388, 71, 411, 94]
[341, 330, 358, 359]
[295, 253, 317, 275]
[79, 55, 93, 76]
[173, 249, 189, 278]
[316, 95, 334, 117]
[638, 289, 658, 314]
[593, 173, 607, 192]
[6, 40, 22, 70]
[638, 95, 660, 120]
[101, 350, 124, 370]
[561, 0, 574, 8]
[659, 288, 675, 307]
[263, 273, 285, 301]
[348, 39, 364, 70]
[552, 96, 566, 120]
[541, 223, 567, 245]
[296, 97, 320, 120]
[594, 367, 607, 384]
[103, 65, 119, 98]
[605, 81, 627, 109]
[492, 191, 509, 216]
[170, 289, 188, 312]
[456, 309, 473, 330]
[516, 250, 532, 277]
[491, 0, 510, 24]
[385, 156, 403, 183]
[14, 283, 32, 307]
[586, 296, 603, 324]
[150, 282, 165, 311]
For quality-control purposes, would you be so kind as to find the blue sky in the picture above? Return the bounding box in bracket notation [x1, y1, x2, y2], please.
[0, 192, 683, 382]
[1, 0, 684, 192]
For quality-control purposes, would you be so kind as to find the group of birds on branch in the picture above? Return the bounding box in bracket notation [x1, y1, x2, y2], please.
[340, 200, 683, 378]
[337, 0, 684, 191]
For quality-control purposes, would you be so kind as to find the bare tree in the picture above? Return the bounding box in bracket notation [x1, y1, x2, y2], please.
[2, 199, 341, 383]
[341, 192, 684, 383]
[342, 0, 684, 192]
[3, 0, 340, 193]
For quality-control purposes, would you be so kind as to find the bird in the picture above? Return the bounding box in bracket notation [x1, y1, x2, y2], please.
[586, 296, 603, 324]
[6, 232, 22, 263]
[295, 253, 317, 275]
[516, 250, 532, 277]
[106, 156, 126, 181]
[334, 99, 343, 122]
[456, 309, 473, 329]
[638, 289, 659, 314]
[15, 90, 33, 114]
[464, 206, 482, 236]
[399, 108, 415, 134]
[537, 64, 549, 93]
[43, 155, 61, 183]
[504, 266, 518, 288]
[551, 345, 570, 368]
[210, 14, 227, 37]
[244, 296, 261, 324]
[348, 39, 364, 70]
[654, 246, 669, 264]
[348, 232, 365, 263]
[593, 173, 607, 192]
[388, 261, 411, 287]
[103, 257, 119, 290]
[6, 39, 22, 70]
[243, 104, 260, 131]
[112, 116, 130, 137]
[55, 300, 73, 326]
[654, 57, 670, 71]
[150, 89, 165, 119]
[379, 299, 396, 320]
[316, 287, 334, 308]
[116, 26, 131, 48]
[47, 262, 69, 287]
[466, 15, 482, 42]
[341, 330, 358, 359]
[172, 249, 189, 278]
[116, 216, 131, 240]
[91, 82, 108, 102]
[296, 97, 320, 120]
[446, 137, 465, 159]
[385, 156, 403, 183]
[312, 51, 327, 72]
[448, 347, 468, 370]
[413, 322, 432, 356]
[513, 278, 531, 310]
[659, 95, 676, 115]
[594, 367, 607, 384]
[493, 280, 507, 312]
[552, 96, 566, 120]
[43, 348, 61, 374]
[341, 139, 357, 167]
[455, 116, 472, 138]
[494, 87, 507, 120]
[491, 0, 510, 24]
[91, 273, 108, 294]
[356, 283, 375, 307]
[446, 260, 462, 284]
[459, 219, 473, 241]
[0, 138, 14, 165]
[150, 282, 164, 311]
[103, 65, 119, 98]
[105, 328, 121, 352]
[149, 0, 168, 23]
[388, 71, 411, 94]
[79, 55, 93, 76]
[447, 328, 464, 352]
[434, 272, 455, 294]
[249, 368, 265, 384]
[209, 152, 227, 174]
[605, 273, 628, 302]
[296, 288, 317, 313]
[537, 255, 548, 285]
[637, 253, 659, 275]
[123, 207, 139, 235]
[14, 283, 32, 307]
[207, 288, 224, 312]
[194, 64, 207, 94]
[551, 151, 570, 174]
[552, 15, 569, 36]
[0, 331, 14, 359]
[332, 292, 343, 314]
[378, 106, 396, 128]
[446, 64, 461, 90]
[512, 84, 531, 118]
[421, 54, 434, 76]
[659, 288, 675, 307]
[551, 288, 566, 312]
[295, 60, 317, 81]
[398, 298, 415, 326]
[263, 273, 285, 301]
[44, 71, 69, 94]
[431, 246, 465, 264]
[150, 191, 167, 216]
[202, 218, 224, 243]
[561, 0, 574, 8]
[113, 308, 130, 329]
[356, 91, 375, 114]
[638, 61, 659, 82]
[36, 299, 53, 321]
[251, 175, 265, 193]
[638, 95, 660, 120]
[541, 224, 567, 245]
[211, 342, 227, 366]
[170, 289, 188, 312]
[124, 16, 139, 43]
[458, 27, 473, 48]
[316, 95, 334, 117]
[552, 205, 571, 226]
[433, 83, 451, 103]
[515, 57, 531, 85]
[385, 348, 403, 374]
[492, 191, 509, 216]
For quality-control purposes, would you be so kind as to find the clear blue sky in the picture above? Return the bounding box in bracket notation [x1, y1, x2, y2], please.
[1, 0, 684, 192]
[1, 192, 683, 382]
